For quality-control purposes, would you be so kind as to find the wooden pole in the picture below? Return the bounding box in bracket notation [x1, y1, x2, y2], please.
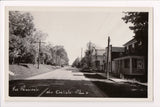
[80, 48, 83, 67]
[33, 40, 45, 69]
[106, 36, 110, 78]
[81, 48, 83, 61]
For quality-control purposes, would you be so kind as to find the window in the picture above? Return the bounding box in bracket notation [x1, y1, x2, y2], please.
[137, 59, 144, 69]
[126, 46, 129, 50]
[124, 59, 130, 68]
[132, 58, 137, 68]
[132, 43, 135, 48]
[129, 45, 132, 53]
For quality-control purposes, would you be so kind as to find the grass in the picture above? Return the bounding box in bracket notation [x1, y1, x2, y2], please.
[9, 64, 57, 80]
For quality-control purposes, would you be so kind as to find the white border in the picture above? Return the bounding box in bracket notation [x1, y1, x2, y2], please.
[0, 0, 159, 107]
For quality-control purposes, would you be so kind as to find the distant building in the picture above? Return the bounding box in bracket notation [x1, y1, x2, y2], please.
[92, 46, 124, 72]
[104, 45, 124, 73]
[92, 49, 105, 71]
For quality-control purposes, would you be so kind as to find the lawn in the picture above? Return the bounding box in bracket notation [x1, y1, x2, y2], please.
[9, 64, 57, 80]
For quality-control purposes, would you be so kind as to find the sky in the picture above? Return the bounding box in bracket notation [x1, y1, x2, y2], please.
[29, 8, 134, 65]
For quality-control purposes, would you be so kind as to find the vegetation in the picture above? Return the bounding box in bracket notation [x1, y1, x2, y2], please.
[122, 12, 148, 56]
[72, 41, 95, 69]
[9, 11, 69, 66]
[9, 64, 59, 80]
[72, 57, 81, 68]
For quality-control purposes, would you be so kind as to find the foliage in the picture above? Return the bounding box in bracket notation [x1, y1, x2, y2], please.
[45, 45, 69, 66]
[122, 12, 148, 56]
[9, 11, 69, 66]
[9, 11, 36, 64]
[9, 11, 35, 38]
[72, 57, 80, 68]
[73, 42, 95, 68]
[85, 42, 95, 68]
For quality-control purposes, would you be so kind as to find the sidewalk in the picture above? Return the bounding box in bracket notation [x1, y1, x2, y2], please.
[93, 72, 148, 86]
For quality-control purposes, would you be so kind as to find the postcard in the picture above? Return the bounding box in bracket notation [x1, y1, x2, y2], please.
[4, 6, 153, 101]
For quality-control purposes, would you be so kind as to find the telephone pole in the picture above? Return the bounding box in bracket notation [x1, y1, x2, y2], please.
[81, 48, 83, 61]
[34, 40, 45, 69]
[80, 48, 83, 67]
[106, 36, 110, 78]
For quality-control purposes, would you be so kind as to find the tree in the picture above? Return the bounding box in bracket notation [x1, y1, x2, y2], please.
[85, 42, 95, 68]
[49, 45, 69, 66]
[9, 11, 47, 64]
[122, 12, 148, 56]
[72, 57, 80, 68]
[9, 11, 36, 64]
[41, 44, 52, 65]
[9, 11, 69, 66]
[9, 11, 35, 38]
[28, 30, 48, 64]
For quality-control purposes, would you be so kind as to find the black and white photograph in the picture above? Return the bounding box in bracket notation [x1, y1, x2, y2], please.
[5, 6, 153, 101]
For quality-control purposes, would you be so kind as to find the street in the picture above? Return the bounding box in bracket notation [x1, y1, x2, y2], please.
[9, 66, 147, 97]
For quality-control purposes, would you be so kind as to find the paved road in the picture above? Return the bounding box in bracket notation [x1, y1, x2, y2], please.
[26, 66, 89, 80]
[9, 66, 107, 97]
[9, 66, 147, 97]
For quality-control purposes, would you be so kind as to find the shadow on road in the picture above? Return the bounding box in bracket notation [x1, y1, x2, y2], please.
[82, 73, 147, 98]
[9, 79, 104, 97]
[92, 81, 147, 98]
[9, 79, 147, 98]
[84, 73, 107, 79]
[19, 64, 29, 68]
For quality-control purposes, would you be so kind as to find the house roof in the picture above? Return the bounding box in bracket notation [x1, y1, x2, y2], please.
[96, 49, 106, 56]
[123, 38, 137, 46]
[94, 45, 105, 50]
[112, 47, 124, 52]
[92, 47, 124, 56]
[92, 49, 105, 56]
[105, 46, 124, 53]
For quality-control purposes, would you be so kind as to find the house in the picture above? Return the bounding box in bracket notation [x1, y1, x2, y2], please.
[91, 49, 105, 71]
[92, 46, 124, 72]
[103, 45, 124, 73]
[112, 38, 146, 79]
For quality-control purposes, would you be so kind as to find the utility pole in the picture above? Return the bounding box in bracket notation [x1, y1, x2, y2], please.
[81, 48, 83, 61]
[106, 36, 110, 78]
[34, 40, 45, 69]
[80, 48, 83, 67]
[89, 41, 92, 68]
[95, 48, 97, 72]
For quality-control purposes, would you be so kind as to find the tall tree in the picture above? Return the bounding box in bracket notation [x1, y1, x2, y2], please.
[9, 11, 35, 38]
[9, 11, 47, 64]
[49, 45, 69, 66]
[9, 11, 69, 66]
[85, 42, 95, 68]
[72, 57, 80, 68]
[9, 11, 35, 64]
[122, 12, 148, 56]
